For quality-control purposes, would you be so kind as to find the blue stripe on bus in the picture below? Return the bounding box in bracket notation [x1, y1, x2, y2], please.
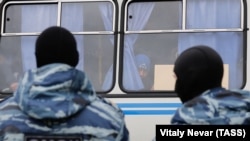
[116, 103, 181, 115]
[117, 103, 182, 108]
[122, 110, 176, 115]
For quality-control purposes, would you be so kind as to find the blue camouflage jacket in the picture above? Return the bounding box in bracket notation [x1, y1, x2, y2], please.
[0, 63, 129, 141]
[171, 87, 250, 125]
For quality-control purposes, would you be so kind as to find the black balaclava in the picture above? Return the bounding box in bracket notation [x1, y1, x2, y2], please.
[174, 45, 224, 103]
[35, 26, 79, 68]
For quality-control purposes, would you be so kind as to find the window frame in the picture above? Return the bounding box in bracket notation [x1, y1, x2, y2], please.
[118, 0, 248, 97]
[0, 0, 119, 95]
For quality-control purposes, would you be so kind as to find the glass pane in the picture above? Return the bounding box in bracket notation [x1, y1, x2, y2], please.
[61, 2, 114, 32]
[122, 32, 243, 91]
[4, 4, 57, 33]
[178, 32, 244, 89]
[0, 36, 26, 92]
[186, 0, 241, 29]
[0, 34, 114, 93]
[122, 33, 178, 91]
[127, 1, 182, 31]
[75, 35, 114, 92]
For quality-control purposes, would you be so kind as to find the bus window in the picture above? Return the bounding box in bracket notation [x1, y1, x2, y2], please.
[121, 0, 246, 93]
[0, 0, 117, 93]
[60, 1, 116, 92]
[4, 4, 58, 33]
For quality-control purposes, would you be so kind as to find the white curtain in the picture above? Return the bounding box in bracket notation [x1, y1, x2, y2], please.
[21, 5, 57, 71]
[21, 3, 84, 71]
[101, 2, 155, 91]
[61, 3, 84, 71]
[102, 2, 155, 91]
[99, 2, 113, 39]
[123, 2, 155, 90]
[99, 2, 114, 90]
[178, 0, 242, 88]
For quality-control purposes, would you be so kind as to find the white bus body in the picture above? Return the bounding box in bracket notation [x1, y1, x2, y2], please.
[0, 0, 248, 141]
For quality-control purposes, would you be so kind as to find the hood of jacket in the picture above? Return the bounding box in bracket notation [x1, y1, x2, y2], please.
[171, 88, 250, 124]
[14, 63, 96, 120]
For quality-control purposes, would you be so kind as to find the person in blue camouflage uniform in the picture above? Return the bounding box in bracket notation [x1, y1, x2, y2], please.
[171, 45, 250, 125]
[0, 26, 129, 140]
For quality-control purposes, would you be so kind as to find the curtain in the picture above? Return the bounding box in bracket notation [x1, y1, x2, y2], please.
[61, 3, 84, 71]
[99, 2, 115, 91]
[21, 3, 84, 72]
[21, 5, 57, 72]
[123, 2, 155, 90]
[102, 2, 155, 91]
[178, 0, 242, 88]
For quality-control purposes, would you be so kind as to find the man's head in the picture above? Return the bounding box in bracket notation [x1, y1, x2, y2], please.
[174, 45, 224, 103]
[135, 54, 151, 78]
[35, 26, 79, 68]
